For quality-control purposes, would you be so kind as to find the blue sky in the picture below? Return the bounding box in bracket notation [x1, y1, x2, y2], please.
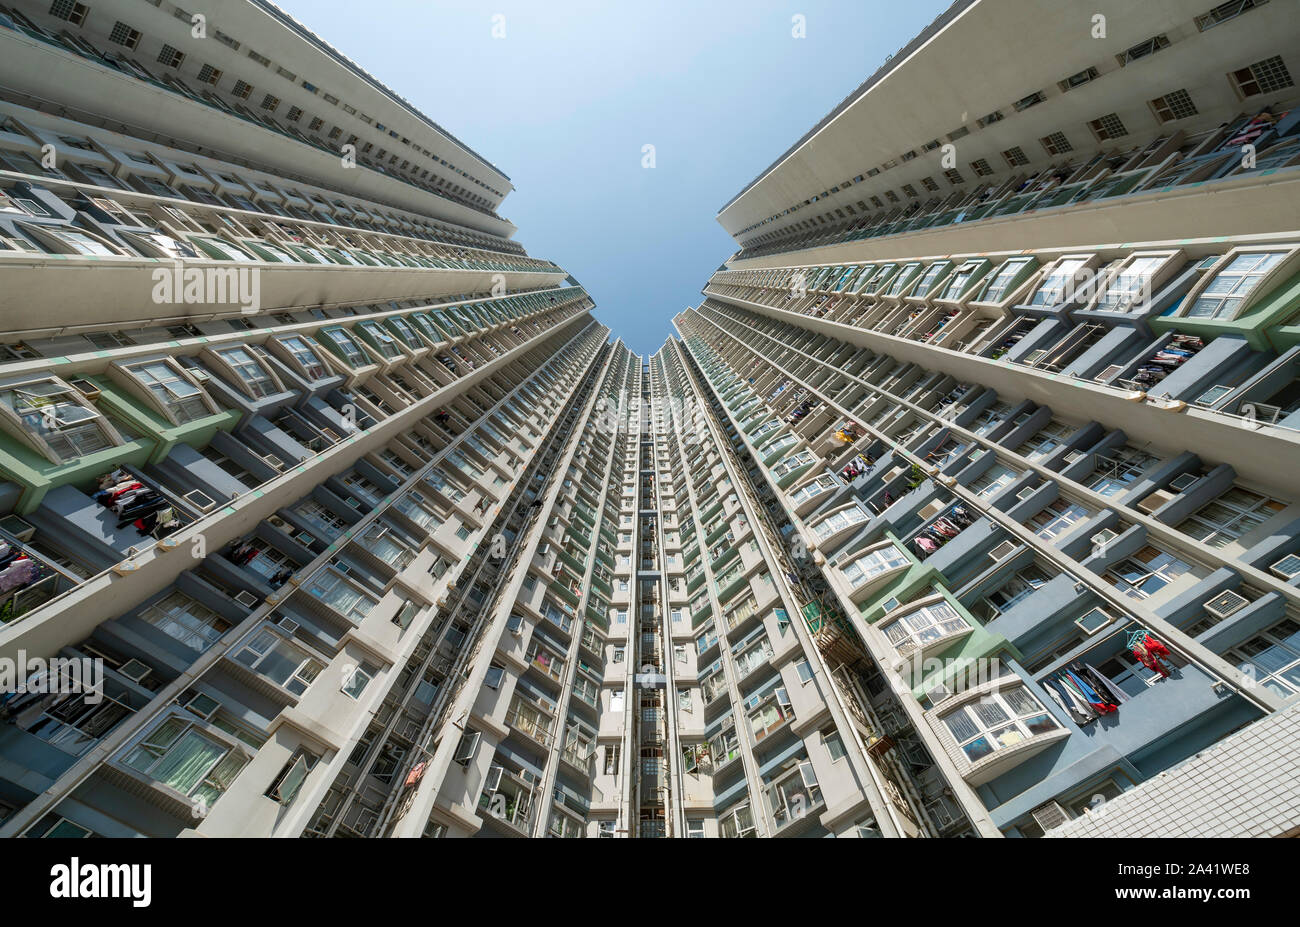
[276, 0, 952, 354]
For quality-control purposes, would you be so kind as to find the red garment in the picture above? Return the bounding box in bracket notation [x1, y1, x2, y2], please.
[1132, 633, 1172, 677]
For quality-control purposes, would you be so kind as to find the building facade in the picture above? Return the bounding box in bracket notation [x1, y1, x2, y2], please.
[0, 0, 1297, 839]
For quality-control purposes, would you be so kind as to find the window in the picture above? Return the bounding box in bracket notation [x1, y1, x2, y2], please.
[1227, 617, 1300, 699]
[794, 658, 815, 683]
[609, 689, 625, 712]
[232, 628, 323, 695]
[1059, 66, 1100, 91]
[840, 544, 909, 588]
[138, 592, 231, 652]
[1104, 546, 1192, 600]
[121, 716, 251, 803]
[20, 224, 116, 256]
[603, 743, 621, 775]
[881, 601, 969, 656]
[1088, 113, 1128, 141]
[48, 1, 89, 26]
[940, 686, 1059, 762]
[157, 45, 185, 69]
[1029, 258, 1088, 306]
[812, 504, 868, 539]
[970, 159, 994, 177]
[1118, 34, 1170, 65]
[109, 21, 141, 49]
[686, 818, 706, 838]
[1015, 420, 1074, 460]
[979, 258, 1033, 303]
[323, 328, 367, 366]
[822, 729, 847, 762]
[127, 360, 212, 423]
[1196, 0, 1269, 31]
[305, 567, 377, 622]
[1088, 448, 1155, 498]
[1150, 89, 1198, 122]
[197, 64, 223, 85]
[217, 347, 277, 398]
[232, 80, 254, 100]
[266, 749, 318, 805]
[1231, 55, 1294, 97]
[342, 662, 377, 699]
[1040, 132, 1073, 155]
[1095, 255, 1166, 312]
[1030, 499, 1091, 539]
[970, 464, 1017, 499]
[977, 565, 1053, 620]
[1002, 147, 1030, 168]
[0, 378, 117, 462]
[279, 335, 329, 379]
[1013, 90, 1047, 112]
[718, 800, 756, 838]
[27, 813, 93, 838]
[1178, 487, 1284, 547]
[260, 94, 280, 112]
[1186, 251, 1286, 318]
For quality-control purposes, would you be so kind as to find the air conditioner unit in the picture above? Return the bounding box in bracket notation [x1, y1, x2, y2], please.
[1031, 801, 1071, 831]
[189, 369, 211, 383]
[1169, 473, 1198, 492]
[1095, 365, 1124, 382]
[1137, 489, 1176, 514]
[0, 515, 36, 543]
[1270, 553, 1300, 580]
[183, 489, 216, 513]
[276, 616, 299, 634]
[1064, 451, 1084, 464]
[990, 540, 1017, 561]
[117, 659, 152, 683]
[918, 500, 945, 521]
[234, 590, 258, 608]
[263, 454, 285, 471]
[1091, 529, 1117, 547]
[924, 683, 952, 706]
[1204, 590, 1248, 620]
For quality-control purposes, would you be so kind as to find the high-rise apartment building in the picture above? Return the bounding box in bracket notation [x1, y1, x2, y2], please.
[0, 0, 1297, 840]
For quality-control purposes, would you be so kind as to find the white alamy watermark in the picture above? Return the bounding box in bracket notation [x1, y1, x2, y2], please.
[892, 653, 1008, 698]
[0, 650, 103, 703]
[49, 858, 151, 908]
[151, 261, 261, 314]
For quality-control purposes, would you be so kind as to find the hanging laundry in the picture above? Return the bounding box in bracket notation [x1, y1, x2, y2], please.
[1131, 632, 1173, 677]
